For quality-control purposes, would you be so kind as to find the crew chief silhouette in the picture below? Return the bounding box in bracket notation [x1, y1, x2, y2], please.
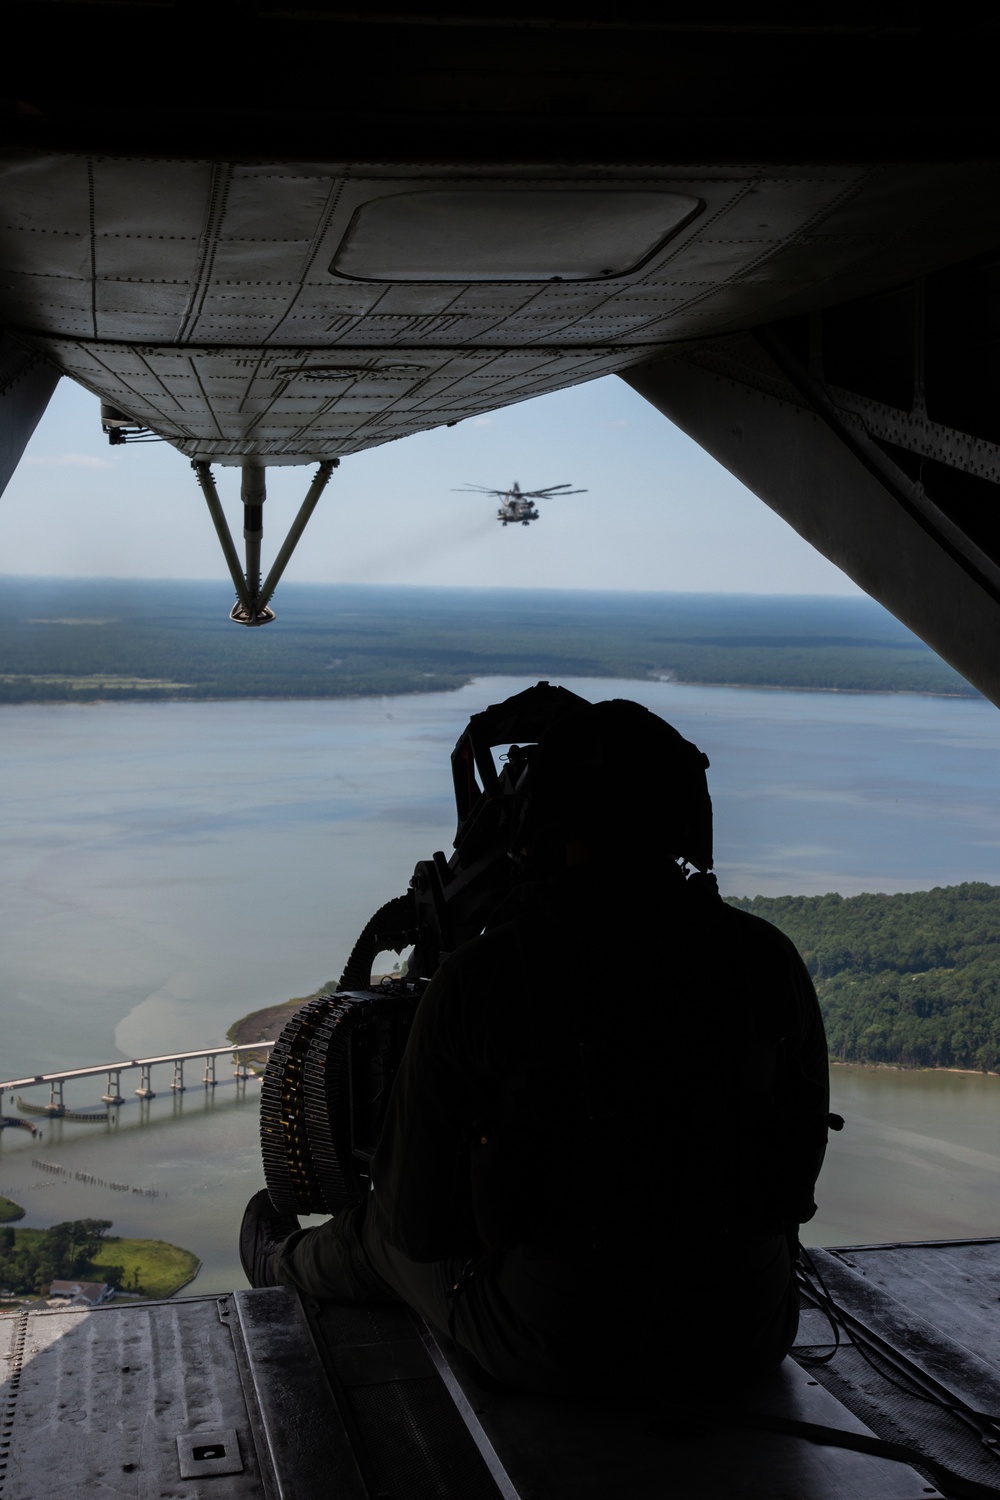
[241, 699, 830, 1393]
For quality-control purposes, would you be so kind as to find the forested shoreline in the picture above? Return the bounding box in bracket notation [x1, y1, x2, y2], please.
[0, 578, 976, 703]
[226, 886, 1000, 1075]
[728, 884, 1000, 1071]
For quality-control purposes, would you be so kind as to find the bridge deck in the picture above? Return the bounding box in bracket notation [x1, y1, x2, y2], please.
[0, 1043, 275, 1094]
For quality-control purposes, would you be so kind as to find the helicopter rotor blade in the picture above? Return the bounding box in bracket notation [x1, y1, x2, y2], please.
[520, 487, 588, 499]
[451, 481, 586, 500]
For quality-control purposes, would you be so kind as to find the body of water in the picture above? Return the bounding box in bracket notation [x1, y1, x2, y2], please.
[2, 677, 1000, 1288]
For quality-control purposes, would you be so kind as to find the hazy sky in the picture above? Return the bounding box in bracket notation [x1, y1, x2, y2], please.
[3, 374, 860, 596]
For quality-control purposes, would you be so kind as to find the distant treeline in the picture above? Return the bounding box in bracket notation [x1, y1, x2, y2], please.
[0, 578, 977, 703]
[729, 883, 1000, 1070]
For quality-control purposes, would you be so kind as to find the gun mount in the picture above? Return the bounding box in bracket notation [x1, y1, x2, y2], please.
[260, 681, 588, 1216]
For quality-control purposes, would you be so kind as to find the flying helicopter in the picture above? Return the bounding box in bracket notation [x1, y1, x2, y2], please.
[453, 480, 587, 525]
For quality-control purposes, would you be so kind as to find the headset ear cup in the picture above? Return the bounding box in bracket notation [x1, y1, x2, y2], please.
[515, 699, 714, 873]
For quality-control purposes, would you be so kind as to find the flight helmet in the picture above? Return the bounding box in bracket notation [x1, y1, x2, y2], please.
[518, 698, 713, 873]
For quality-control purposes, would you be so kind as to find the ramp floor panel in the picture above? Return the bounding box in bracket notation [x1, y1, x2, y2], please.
[795, 1238, 1000, 1498]
[0, 1290, 375, 1500]
[817, 1237, 1000, 1378]
[0, 1295, 278, 1500]
[0, 1266, 976, 1499]
[422, 1324, 940, 1500]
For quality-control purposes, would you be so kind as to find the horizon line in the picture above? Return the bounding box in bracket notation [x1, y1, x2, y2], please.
[0, 573, 874, 603]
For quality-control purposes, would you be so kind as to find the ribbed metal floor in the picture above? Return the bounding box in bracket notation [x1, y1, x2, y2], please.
[417, 1323, 941, 1500]
[0, 1263, 975, 1499]
[0, 1289, 371, 1500]
[796, 1238, 1000, 1498]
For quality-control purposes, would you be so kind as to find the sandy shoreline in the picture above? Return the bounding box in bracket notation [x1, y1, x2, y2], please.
[831, 1059, 999, 1077]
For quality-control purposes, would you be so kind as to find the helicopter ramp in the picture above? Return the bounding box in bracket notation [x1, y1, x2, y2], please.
[0, 1276, 951, 1500]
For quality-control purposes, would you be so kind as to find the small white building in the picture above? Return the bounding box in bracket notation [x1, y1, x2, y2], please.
[46, 1280, 114, 1308]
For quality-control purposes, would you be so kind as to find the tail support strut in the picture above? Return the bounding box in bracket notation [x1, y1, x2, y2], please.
[192, 458, 338, 625]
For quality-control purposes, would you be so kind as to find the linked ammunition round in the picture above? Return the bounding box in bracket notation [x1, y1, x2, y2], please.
[260, 990, 415, 1216]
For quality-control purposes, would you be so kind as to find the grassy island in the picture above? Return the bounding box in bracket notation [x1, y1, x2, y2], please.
[0, 1219, 199, 1300]
[94, 1235, 201, 1299]
[0, 1196, 25, 1223]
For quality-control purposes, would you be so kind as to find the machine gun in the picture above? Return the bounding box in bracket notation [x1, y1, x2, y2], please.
[260, 680, 588, 1216]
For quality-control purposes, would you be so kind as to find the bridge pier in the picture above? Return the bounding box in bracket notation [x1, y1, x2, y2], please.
[134, 1063, 155, 1100]
[102, 1069, 125, 1105]
[3, 1043, 271, 1115]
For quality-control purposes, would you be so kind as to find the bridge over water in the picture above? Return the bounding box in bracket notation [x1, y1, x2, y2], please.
[0, 1043, 276, 1117]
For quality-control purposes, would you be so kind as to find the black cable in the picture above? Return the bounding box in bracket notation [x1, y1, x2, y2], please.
[796, 1245, 1000, 1440]
[798, 1245, 950, 1406]
[794, 1241, 842, 1364]
[799, 1242, 940, 1399]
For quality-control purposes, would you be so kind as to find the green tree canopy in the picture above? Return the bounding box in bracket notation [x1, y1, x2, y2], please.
[0, 1219, 122, 1296]
[728, 883, 1000, 1069]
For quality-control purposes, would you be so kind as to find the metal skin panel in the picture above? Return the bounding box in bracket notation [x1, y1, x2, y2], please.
[825, 386, 1000, 485]
[810, 1244, 1000, 1414]
[0, 1291, 380, 1500]
[0, 336, 59, 496]
[229, 1290, 370, 1500]
[422, 1324, 941, 1500]
[623, 340, 1000, 709]
[0, 1299, 274, 1500]
[329, 189, 704, 281]
[2, 154, 998, 464]
[829, 1240, 1000, 1364]
[0, 1286, 954, 1500]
